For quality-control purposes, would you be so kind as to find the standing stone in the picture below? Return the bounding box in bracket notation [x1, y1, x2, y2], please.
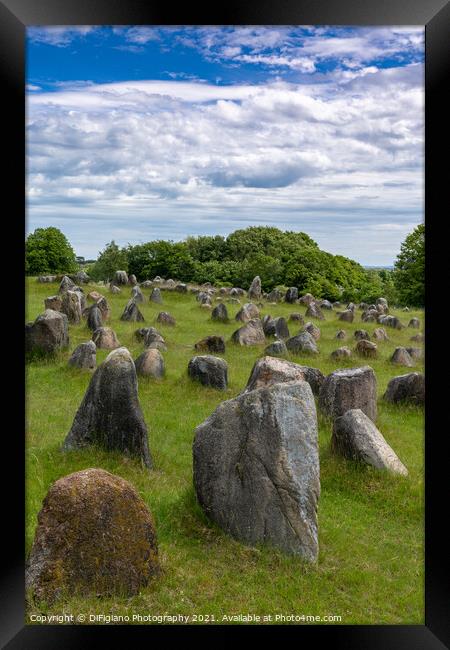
[68, 341, 97, 370]
[188, 355, 228, 390]
[303, 322, 321, 340]
[150, 287, 163, 304]
[305, 303, 325, 321]
[391, 347, 414, 367]
[61, 290, 82, 324]
[37, 275, 57, 283]
[211, 303, 229, 323]
[114, 270, 128, 286]
[383, 372, 425, 405]
[135, 349, 165, 379]
[354, 329, 370, 341]
[298, 293, 315, 306]
[156, 311, 176, 326]
[286, 331, 319, 355]
[87, 291, 104, 303]
[58, 275, 76, 294]
[92, 327, 120, 350]
[121, 299, 145, 322]
[193, 381, 320, 560]
[26, 310, 69, 356]
[406, 347, 423, 360]
[96, 296, 110, 321]
[231, 319, 266, 346]
[289, 313, 304, 324]
[128, 274, 137, 286]
[140, 280, 153, 288]
[134, 327, 165, 348]
[110, 284, 121, 295]
[131, 285, 144, 303]
[338, 310, 354, 323]
[175, 283, 187, 293]
[408, 318, 420, 329]
[373, 327, 389, 341]
[63, 348, 152, 468]
[44, 295, 62, 312]
[248, 276, 262, 300]
[331, 347, 352, 360]
[318, 366, 377, 421]
[267, 288, 283, 303]
[331, 409, 408, 476]
[355, 339, 378, 359]
[320, 300, 333, 310]
[335, 329, 347, 340]
[263, 316, 290, 339]
[410, 333, 424, 343]
[285, 287, 298, 303]
[235, 303, 260, 322]
[194, 335, 226, 354]
[376, 297, 388, 310]
[243, 356, 324, 396]
[25, 468, 159, 603]
[74, 271, 90, 284]
[86, 304, 103, 332]
[264, 340, 288, 357]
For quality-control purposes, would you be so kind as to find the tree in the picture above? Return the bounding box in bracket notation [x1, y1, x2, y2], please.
[87, 241, 129, 281]
[25, 227, 77, 275]
[393, 224, 425, 307]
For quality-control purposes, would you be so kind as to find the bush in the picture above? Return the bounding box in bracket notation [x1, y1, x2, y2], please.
[25, 227, 77, 275]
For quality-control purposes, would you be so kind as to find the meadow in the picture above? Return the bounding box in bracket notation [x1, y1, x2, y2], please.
[25, 278, 424, 625]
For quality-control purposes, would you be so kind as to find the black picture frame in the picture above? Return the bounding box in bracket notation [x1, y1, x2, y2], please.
[4, 0, 449, 646]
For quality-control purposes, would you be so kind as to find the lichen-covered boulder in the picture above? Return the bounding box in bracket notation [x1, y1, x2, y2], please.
[264, 340, 288, 357]
[338, 310, 354, 323]
[92, 327, 120, 350]
[247, 276, 262, 300]
[135, 348, 165, 379]
[211, 302, 229, 323]
[156, 311, 176, 326]
[331, 409, 407, 476]
[286, 331, 319, 355]
[391, 347, 414, 367]
[243, 356, 324, 396]
[383, 372, 425, 405]
[193, 381, 320, 560]
[25, 468, 159, 603]
[61, 290, 82, 324]
[320, 300, 333, 310]
[305, 302, 325, 321]
[63, 348, 152, 468]
[26, 309, 69, 356]
[319, 366, 377, 421]
[86, 304, 103, 332]
[267, 288, 283, 303]
[231, 319, 265, 346]
[284, 287, 298, 303]
[188, 355, 228, 390]
[235, 303, 260, 322]
[44, 295, 62, 312]
[121, 299, 145, 322]
[68, 341, 96, 370]
[194, 335, 226, 354]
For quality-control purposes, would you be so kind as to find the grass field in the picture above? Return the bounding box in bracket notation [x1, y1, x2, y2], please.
[25, 278, 424, 625]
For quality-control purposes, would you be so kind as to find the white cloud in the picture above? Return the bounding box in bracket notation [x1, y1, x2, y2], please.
[27, 26, 97, 47]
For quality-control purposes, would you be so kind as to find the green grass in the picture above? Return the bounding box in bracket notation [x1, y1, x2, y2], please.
[25, 279, 424, 625]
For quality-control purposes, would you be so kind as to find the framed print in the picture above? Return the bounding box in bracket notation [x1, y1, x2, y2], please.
[2, 0, 449, 646]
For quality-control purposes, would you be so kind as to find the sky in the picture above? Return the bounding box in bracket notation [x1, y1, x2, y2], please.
[26, 25, 424, 265]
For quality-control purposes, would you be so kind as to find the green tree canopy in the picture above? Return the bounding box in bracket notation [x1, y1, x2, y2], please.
[87, 241, 129, 281]
[393, 224, 425, 307]
[25, 227, 77, 275]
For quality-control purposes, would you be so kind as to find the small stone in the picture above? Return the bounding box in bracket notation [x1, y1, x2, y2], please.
[355, 339, 378, 358]
[235, 303, 260, 322]
[354, 329, 370, 341]
[264, 340, 288, 357]
[331, 346, 352, 360]
[156, 311, 176, 326]
[408, 318, 420, 329]
[194, 335, 226, 354]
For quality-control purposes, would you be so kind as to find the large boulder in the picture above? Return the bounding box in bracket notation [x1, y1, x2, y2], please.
[235, 303, 260, 322]
[383, 372, 425, 405]
[25, 468, 159, 603]
[286, 331, 319, 355]
[68, 341, 96, 370]
[61, 290, 82, 324]
[355, 339, 378, 359]
[188, 355, 228, 390]
[113, 270, 128, 286]
[263, 316, 290, 340]
[194, 335, 226, 354]
[390, 347, 414, 367]
[248, 276, 262, 300]
[63, 348, 152, 468]
[156, 311, 176, 326]
[150, 287, 163, 304]
[193, 381, 320, 560]
[231, 319, 266, 346]
[243, 356, 324, 396]
[26, 309, 69, 356]
[338, 310, 354, 323]
[86, 304, 103, 332]
[92, 327, 120, 350]
[211, 302, 229, 322]
[284, 287, 298, 303]
[318, 366, 377, 421]
[121, 299, 145, 322]
[135, 348, 165, 379]
[44, 295, 62, 312]
[331, 409, 407, 476]
[305, 302, 325, 321]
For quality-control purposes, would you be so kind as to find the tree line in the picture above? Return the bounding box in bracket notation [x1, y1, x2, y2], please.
[25, 224, 424, 307]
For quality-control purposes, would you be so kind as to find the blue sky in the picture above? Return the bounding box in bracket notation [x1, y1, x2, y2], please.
[26, 26, 424, 264]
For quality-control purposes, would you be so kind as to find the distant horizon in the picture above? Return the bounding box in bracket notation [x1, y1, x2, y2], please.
[26, 25, 424, 266]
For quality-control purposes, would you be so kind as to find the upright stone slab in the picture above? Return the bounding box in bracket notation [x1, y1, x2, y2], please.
[135, 349, 165, 379]
[92, 327, 120, 349]
[63, 348, 152, 468]
[121, 299, 145, 322]
[285, 287, 298, 303]
[131, 285, 144, 303]
[211, 302, 229, 322]
[44, 295, 62, 312]
[235, 303, 260, 322]
[318, 366, 377, 421]
[86, 304, 103, 332]
[58, 275, 76, 294]
[231, 319, 265, 346]
[68, 341, 97, 370]
[286, 331, 319, 355]
[26, 469, 159, 603]
[193, 381, 320, 560]
[188, 355, 228, 390]
[248, 276, 262, 300]
[114, 270, 128, 285]
[26, 309, 69, 356]
[150, 287, 163, 304]
[61, 290, 82, 324]
[332, 409, 408, 476]
[263, 316, 290, 339]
